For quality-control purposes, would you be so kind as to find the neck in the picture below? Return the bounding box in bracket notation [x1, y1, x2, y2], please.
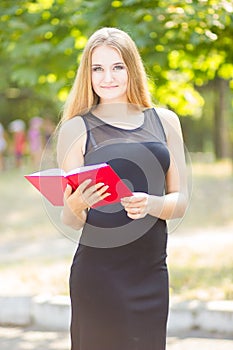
[92, 102, 144, 129]
[93, 102, 142, 120]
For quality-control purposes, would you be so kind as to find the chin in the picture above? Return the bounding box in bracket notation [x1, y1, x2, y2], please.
[99, 94, 128, 104]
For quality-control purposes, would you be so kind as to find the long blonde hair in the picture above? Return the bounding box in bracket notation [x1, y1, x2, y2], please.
[61, 27, 152, 121]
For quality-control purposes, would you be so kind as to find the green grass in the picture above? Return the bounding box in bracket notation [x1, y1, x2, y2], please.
[167, 159, 233, 300]
[176, 160, 233, 230]
[169, 265, 233, 301]
[0, 160, 232, 300]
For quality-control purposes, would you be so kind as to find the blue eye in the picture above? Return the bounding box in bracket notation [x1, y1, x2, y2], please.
[92, 65, 125, 72]
[92, 66, 103, 72]
[113, 65, 125, 71]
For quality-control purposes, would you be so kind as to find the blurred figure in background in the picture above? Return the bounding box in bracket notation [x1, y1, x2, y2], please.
[43, 118, 55, 146]
[39, 117, 56, 168]
[28, 116, 43, 169]
[9, 119, 26, 168]
[0, 123, 7, 171]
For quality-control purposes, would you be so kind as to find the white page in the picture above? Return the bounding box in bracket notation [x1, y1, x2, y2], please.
[27, 168, 65, 176]
[65, 162, 108, 176]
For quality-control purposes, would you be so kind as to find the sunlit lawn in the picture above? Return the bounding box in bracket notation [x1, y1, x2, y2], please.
[0, 159, 232, 300]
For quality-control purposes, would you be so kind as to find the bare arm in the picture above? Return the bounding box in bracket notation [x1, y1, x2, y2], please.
[121, 108, 189, 220]
[57, 117, 110, 230]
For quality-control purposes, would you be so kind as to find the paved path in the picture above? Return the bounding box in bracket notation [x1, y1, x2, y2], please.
[0, 327, 233, 350]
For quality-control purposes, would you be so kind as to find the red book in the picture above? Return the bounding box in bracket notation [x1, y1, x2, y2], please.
[24, 163, 133, 208]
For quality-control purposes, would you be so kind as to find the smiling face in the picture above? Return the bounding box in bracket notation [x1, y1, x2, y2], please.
[91, 45, 129, 104]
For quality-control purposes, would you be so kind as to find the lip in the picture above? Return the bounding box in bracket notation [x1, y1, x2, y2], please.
[101, 86, 118, 89]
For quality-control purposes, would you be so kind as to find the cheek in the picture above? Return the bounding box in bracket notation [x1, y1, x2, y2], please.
[91, 74, 100, 91]
[91, 74, 97, 86]
[121, 71, 128, 86]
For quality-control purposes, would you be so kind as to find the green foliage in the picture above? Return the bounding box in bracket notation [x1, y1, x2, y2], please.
[0, 0, 233, 153]
[0, 0, 87, 124]
[79, 0, 233, 116]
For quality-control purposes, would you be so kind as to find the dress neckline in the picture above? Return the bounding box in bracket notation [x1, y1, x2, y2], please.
[89, 110, 146, 132]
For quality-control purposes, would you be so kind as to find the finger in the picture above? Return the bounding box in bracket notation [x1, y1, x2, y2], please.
[89, 186, 111, 205]
[85, 181, 105, 193]
[64, 184, 73, 200]
[76, 179, 92, 193]
[95, 182, 107, 191]
[83, 182, 106, 197]
[122, 201, 146, 211]
[96, 192, 111, 203]
[97, 184, 109, 196]
[101, 192, 111, 200]
[126, 212, 141, 219]
[121, 196, 146, 205]
[126, 207, 141, 215]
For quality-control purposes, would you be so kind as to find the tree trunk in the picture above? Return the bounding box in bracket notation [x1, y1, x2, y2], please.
[213, 77, 230, 159]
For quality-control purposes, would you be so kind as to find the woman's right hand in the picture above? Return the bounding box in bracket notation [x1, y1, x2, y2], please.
[63, 179, 110, 216]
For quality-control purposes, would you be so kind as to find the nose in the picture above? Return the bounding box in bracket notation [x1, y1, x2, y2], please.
[103, 69, 114, 83]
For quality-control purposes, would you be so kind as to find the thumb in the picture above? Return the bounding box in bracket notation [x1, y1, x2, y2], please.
[64, 184, 72, 199]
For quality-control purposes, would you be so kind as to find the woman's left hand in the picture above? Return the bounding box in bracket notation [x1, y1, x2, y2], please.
[121, 192, 150, 219]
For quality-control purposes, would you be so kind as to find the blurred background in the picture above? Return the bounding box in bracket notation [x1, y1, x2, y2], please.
[0, 0, 232, 308]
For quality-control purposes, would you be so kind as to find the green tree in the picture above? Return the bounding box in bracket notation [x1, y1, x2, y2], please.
[80, 0, 233, 157]
[0, 0, 87, 124]
[1, 0, 233, 158]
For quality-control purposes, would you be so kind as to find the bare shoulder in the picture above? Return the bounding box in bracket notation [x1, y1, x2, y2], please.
[57, 116, 87, 166]
[156, 107, 181, 127]
[155, 107, 182, 139]
[58, 116, 86, 138]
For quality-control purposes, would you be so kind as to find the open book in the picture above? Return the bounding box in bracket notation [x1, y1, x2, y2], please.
[25, 162, 133, 208]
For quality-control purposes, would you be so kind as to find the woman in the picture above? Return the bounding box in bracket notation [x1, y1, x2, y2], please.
[28, 116, 43, 168]
[57, 27, 188, 350]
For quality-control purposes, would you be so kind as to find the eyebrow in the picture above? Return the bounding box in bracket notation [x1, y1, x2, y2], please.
[91, 62, 125, 66]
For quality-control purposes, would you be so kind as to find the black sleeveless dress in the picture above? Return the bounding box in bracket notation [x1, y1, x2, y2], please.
[69, 108, 170, 350]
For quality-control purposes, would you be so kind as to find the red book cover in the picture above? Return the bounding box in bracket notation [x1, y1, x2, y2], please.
[24, 163, 133, 208]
